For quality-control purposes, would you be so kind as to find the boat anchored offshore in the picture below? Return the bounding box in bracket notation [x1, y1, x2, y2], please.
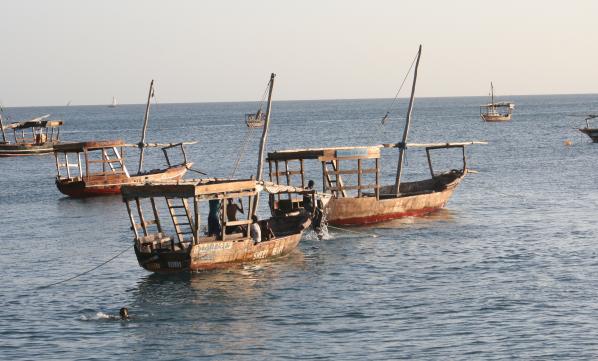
[53, 80, 194, 197]
[578, 114, 598, 142]
[267, 46, 486, 226]
[123, 73, 321, 272]
[480, 82, 514, 122]
[122, 179, 313, 272]
[0, 114, 64, 157]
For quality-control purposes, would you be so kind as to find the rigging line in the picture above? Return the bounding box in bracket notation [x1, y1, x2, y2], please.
[37, 245, 132, 290]
[381, 49, 419, 122]
[229, 126, 256, 178]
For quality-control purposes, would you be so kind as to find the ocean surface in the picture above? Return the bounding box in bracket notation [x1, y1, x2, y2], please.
[2, 94, 598, 360]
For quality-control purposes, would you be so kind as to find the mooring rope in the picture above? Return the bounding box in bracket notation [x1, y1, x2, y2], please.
[326, 224, 379, 238]
[37, 245, 132, 290]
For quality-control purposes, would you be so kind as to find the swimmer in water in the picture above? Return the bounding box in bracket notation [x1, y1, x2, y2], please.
[119, 307, 129, 320]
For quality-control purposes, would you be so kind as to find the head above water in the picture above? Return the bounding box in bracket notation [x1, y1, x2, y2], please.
[119, 307, 129, 320]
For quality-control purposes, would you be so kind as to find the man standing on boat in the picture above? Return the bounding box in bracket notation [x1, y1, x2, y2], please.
[208, 199, 221, 237]
[225, 198, 244, 234]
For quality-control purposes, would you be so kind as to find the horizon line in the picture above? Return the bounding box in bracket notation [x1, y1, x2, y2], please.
[3, 91, 597, 109]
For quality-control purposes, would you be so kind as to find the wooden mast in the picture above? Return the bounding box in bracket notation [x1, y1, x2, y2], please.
[137, 80, 155, 174]
[393, 45, 422, 196]
[251, 73, 276, 217]
[490, 82, 494, 105]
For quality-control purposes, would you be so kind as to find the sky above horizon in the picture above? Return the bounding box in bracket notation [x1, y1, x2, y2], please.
[1, 0, 597, 107]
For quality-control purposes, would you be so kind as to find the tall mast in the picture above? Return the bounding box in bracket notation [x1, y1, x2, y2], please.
[251, 73, 276, 217]
[491, 82, 494, 105]
[137, 80, 154, 174]
[393, 45, 422, 196]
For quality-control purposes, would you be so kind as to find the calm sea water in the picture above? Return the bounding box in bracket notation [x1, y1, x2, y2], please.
[2, 94, 598, 360]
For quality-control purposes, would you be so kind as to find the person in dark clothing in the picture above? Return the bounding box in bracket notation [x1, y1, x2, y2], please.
[303, 179, 315, 214]
[208, 199, 221, 237]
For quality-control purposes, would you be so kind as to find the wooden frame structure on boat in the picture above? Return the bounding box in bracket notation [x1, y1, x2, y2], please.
[122, 179, 313, 272]
[53, 140, 192, 197]
[267, 141, 484, 226]
[0, 114, 64, 157]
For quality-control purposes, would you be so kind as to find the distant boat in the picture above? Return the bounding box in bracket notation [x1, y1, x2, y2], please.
[579, 114, 598, 142]
[480, 82, 514, 122]
[0, 114, 65, 157]
[108, 96, 117, 108]
[66, 100, 71, 107]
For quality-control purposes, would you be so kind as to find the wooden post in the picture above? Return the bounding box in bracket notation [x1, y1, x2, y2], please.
[125, 201, 139, 240]
[135, 198, 148, 236]
[137, 79, 154, 174]
[193, 197, 199, 244]
[375, 158, 380, 200]
[300, 159, 305, 188]
[357, 159, 362, 197]
[0, 114, 6, 143]
[426, 148, 434, 178]
[394, 45, 422, 196]
[251, 73, 276, 218]
[150, 197, 163, 233]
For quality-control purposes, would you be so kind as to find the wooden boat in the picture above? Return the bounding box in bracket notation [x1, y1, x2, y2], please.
[245, 110, 265, 128]
[122, 179, 313, 273]
[578, 115, 598, 142]
[121, 73, 316, 272]
[480, 82, 514, 122]
[53, 80, 194, 197]
[267, 46, 486, 226]
[0, 114, 64, 157]
[54, 140, 191, 197]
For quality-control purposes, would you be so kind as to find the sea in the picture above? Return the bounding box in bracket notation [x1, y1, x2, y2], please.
[1, 94, 598, 360]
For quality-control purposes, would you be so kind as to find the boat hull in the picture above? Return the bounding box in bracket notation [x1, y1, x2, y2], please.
[326, 171, 465, 226]
[0, 143, 56, 157]
[134, 217, 310, 273]
[579, 128, 598, 142]
[481, 114, 511, 122]
[55, 165, 189, 198]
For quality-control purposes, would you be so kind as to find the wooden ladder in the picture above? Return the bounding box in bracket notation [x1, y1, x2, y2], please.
[165, 197, 195, 244]
[323, 160, 347, 197]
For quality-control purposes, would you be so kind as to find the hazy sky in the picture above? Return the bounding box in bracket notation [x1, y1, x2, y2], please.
[2, 0, 597, 106]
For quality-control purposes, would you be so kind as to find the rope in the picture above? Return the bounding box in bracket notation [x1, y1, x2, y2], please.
[37, 245, 132, 290]
[367, 48, 419, 146]
[229, 126, 256, 178]
[228, 77, 273, 178]
[327, 224, 379, 238]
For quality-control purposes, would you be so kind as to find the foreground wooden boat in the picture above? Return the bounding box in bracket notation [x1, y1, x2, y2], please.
[267, 46, 486, 226]
[53, 80, 193, 197]
[122, 73, 320, 272]
[0, 114, 64, 157]
[480, 82, 514, 122]
[578, 115, 598, 142]
[122, 179, 313, 272]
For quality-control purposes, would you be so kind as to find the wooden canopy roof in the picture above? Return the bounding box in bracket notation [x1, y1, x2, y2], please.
[53, 139, 126, 152]
[121, 179, 310, 200]
[267, 146, 382, 161]
[4, 119, 63, 130]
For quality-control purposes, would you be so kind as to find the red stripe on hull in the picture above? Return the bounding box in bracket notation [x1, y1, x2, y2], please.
[329, 206, 443, 226]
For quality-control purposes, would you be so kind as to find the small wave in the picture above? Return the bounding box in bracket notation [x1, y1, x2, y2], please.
[80, 311, 112, 321]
